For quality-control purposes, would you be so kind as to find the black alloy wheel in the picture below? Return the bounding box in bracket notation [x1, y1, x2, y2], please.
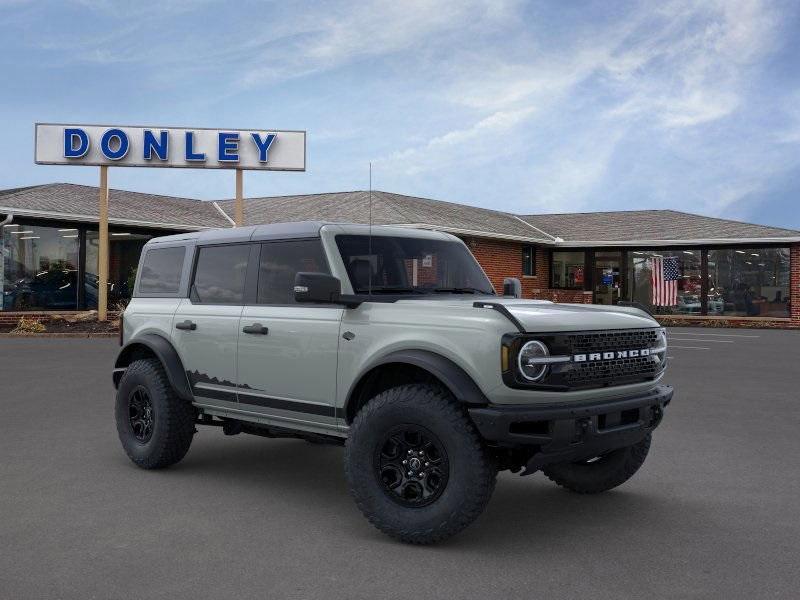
[376, 425, 449, 507]
[128, 386, 154, 444]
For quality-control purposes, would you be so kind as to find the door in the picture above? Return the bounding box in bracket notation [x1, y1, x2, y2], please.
[236, 239, 343, 432]
[171, 243, 252, 408]
[593, 251, 622, 305]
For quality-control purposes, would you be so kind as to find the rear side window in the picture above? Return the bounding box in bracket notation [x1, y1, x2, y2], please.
[192, 244, 250, 304]
[257, 240, 329, 304]
[138, 246, 185, 295]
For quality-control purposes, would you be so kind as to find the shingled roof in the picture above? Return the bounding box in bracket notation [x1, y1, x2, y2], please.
[0, 183, 227, 230]
[216, 190, 552, 242]
[2, 183, 798, 244]
[520, 209, 800, 244]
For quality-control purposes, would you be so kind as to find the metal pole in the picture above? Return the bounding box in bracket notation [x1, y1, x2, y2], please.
[235, 168, 244, 227]
[98, 166, 109, 321]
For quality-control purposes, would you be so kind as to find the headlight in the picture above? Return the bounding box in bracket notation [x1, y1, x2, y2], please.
[517, 340, 550, 382]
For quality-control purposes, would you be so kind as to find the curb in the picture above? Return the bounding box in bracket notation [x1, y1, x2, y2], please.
[0, 332, 118, 338]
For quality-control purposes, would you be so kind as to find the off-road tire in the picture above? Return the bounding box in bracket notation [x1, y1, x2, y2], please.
[344, 383, 497, 544]
[115, 358, 196, 469]
[542, 434, 652, 494]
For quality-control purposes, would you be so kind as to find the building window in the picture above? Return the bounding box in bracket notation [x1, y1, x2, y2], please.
[1, 223, 80, 311]
[707, 248, 790, 318]
[551, 251, 585, 289]
[626, 249, 702, 314]
[85, 229, 153, 306]
[522, 245, 536, 276]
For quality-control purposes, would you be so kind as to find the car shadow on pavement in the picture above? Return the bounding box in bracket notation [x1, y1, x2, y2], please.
[130, 432, 707, 551]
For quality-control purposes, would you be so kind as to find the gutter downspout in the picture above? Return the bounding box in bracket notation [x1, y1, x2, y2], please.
[0, 213, 11, 226]
[212, 202, 236, 227]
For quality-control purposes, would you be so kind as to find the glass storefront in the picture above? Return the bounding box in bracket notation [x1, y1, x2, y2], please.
[1, 220, 156, 312]
[84, 229, 152, 309]
[627, 249, 702, 315]
[623, 247, 789, 318]
[1, 223, 80, 310]
[707, 248, 790, 318]
[551, 251, 586, 289]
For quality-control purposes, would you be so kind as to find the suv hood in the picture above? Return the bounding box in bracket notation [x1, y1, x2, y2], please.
[497, 299, 657, 332]
[396, 296, 658, 332]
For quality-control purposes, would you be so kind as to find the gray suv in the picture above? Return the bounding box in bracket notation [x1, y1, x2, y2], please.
[114, 222, 672, 544]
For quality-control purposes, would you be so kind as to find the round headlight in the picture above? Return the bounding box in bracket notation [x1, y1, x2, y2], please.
[518, 340, 550, 382]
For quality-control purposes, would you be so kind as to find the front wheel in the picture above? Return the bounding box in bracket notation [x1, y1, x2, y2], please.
[115, 358, 196, 469]
[344, 384, 496, 544]
[542, 434, 652, 494]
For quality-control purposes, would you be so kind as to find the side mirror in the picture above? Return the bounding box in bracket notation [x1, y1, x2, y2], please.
[294, 272, 342, 304]
[503, 277, 522, 298]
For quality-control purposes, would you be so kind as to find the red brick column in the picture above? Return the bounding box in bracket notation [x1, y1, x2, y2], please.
[791, 244, 800, 326]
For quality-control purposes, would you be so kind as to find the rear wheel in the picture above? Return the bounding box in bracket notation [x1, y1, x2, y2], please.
[542, 434, 652, 494]
[115, 358, 196, 469]
[344, 383, 496, 544]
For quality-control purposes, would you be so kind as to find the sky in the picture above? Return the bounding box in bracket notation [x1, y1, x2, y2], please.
[1, 0, 799, 229]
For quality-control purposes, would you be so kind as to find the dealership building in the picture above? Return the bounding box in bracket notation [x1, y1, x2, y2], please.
[1, 182, 798, 328]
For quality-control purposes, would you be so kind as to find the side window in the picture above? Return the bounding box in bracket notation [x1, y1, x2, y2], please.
[257, 240, 329, 304]
[192, 244, 249, 304]
[138, 246, 185, 295]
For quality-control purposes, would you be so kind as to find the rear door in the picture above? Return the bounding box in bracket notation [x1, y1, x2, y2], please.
[236, 239, 343, 432]
[171, 243, 254, 408]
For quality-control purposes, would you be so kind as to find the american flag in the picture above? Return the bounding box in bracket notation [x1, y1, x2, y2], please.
[651, 256, 679, 306]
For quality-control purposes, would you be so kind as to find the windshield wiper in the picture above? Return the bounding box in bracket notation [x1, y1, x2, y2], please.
[432, 287, 490, 294]
[354, 286, 427, 294]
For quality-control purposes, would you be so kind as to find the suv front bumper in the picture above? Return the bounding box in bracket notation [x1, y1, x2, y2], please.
[468, 384, 673, 474]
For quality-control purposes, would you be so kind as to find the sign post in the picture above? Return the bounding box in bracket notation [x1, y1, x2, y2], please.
[98, 166, 109, 320]
[235, 169, 244, 227]
[34, 123, 306, 319]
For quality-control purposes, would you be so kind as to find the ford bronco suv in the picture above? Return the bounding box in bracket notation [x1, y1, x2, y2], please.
[114, 222, 672, 544]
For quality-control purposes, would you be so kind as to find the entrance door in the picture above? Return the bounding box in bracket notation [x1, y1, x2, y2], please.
[593, 251, 622, 305]
[236, 239, 342, 433]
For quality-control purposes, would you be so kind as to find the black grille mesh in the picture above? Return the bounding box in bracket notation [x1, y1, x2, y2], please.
[546, 328, 664, 389]
[567, 329, 660, 354]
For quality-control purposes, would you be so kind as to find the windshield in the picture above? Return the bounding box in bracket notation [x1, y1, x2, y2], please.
[335, 235, 495, 295]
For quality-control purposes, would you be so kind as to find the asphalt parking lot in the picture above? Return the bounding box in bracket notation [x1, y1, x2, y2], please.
[1, 327, 799, 599]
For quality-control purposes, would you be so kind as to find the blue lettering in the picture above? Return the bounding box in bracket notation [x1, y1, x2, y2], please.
[143, 130, 168, 160]
[64, 128, 89, 158]
[218, 132, 239, 162]
[100, 128, 129, 160]
[251, 133, 276, 162]
[185, 131, 205, 161]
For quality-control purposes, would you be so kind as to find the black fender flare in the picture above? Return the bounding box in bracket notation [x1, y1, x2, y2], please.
[113, 333, 193, 401]
[345, 349, 488, 419]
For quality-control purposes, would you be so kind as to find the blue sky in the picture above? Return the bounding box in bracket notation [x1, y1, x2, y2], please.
[1, 0, 799, 229]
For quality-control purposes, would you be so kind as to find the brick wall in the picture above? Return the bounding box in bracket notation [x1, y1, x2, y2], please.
[461, 236, 593, 304]
[462, 237, 547, 298]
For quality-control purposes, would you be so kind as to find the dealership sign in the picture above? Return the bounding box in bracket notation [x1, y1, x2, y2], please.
[34, 123, 306, 171]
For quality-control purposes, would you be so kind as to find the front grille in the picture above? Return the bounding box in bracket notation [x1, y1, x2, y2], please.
[567, 329, 660, 354]
[512, 328, 666, 391]
[566, 354, 658, 387]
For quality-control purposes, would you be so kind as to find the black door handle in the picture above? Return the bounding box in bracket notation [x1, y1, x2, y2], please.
[175, 320, 197, 331]
[242, 323, 269, 335]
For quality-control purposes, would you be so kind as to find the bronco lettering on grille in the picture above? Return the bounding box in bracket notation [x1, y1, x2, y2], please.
[573, 348, 652, 362]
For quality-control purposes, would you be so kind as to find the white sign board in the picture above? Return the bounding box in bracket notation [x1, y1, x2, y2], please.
[34, 123, 306, 171]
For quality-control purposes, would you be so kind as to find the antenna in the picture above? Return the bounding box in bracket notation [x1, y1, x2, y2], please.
[368, 162, 373, 296]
